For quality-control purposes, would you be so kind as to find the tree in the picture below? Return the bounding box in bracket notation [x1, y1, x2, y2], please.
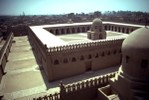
[94, 11, 101, 18]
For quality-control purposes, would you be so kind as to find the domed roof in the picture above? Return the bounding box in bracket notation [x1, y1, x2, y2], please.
[121, 27, 149, 80]
[92, 18, 102, 26]
[122, 27, 149, 56]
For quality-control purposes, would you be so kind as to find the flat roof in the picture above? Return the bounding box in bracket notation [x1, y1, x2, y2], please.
[30, 21, 142, 48]
[30, 21, 144, 29]
[57, 31, 128, 44]
[30, 27, 67, 48]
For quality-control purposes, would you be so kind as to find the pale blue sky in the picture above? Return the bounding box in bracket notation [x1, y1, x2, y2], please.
[0, 0, 149, 15]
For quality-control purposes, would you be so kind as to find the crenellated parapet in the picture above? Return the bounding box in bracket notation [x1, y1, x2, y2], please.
[60, 72, 116, 93]
[33, 72, 116, 100]
[48, 38, 124, 54]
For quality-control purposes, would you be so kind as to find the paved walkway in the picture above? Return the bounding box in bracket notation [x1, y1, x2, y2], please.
[0, 36, 119, 100]
[0, 36, 47, 99]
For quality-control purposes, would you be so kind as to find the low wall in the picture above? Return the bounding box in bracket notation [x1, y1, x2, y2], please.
[33, 72, 116, 100]
[0, 32, 14, 82]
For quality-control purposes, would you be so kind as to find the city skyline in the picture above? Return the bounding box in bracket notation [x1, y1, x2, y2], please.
[0, 0, 149, 15]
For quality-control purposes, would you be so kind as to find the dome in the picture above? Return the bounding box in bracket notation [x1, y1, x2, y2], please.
[92, 18, 102, 26]
[121, 27, 149, 81]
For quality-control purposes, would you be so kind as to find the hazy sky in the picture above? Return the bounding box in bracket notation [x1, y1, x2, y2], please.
[0, 0, 149, 15]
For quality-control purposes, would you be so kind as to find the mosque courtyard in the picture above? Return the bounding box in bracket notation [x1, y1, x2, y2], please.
[57, 31, 127, 44]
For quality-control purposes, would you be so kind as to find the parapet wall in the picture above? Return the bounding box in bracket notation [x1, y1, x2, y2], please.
[0, 32, 14, 82]
[48, 38, 124, 53]
[33, 72, 116, 100]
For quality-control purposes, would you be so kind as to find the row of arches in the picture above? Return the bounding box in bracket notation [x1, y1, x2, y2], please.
[53, 49, 121, 65]
[105, 24, 135, 33]
[46, 24, 137, 35]
[47, 26, 90, 35]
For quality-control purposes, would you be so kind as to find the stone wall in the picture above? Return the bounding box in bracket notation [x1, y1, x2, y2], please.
[47, 39, 123, 81]
[33, 72, 116, 100]
[0, 32, 14, 82]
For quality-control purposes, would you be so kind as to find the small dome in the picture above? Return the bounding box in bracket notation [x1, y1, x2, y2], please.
[121, 27, 149, 81]
[92, 18, 102, 26]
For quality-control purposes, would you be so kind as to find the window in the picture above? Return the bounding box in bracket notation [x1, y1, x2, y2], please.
[141, 60, 148, 69]
[61, 29, 64, 34]
[67, 28, 70, 33]
[72, 57, 76, 62]
[80, 56, 84, 60]
[126, 56, 129, 63]
[95, 53, 99, 58]
[101, 52, 105, 57]
[72, 28, 75, 33]
[55, 29, 59, 35]
[105, 26, 107, 30]
[113, 50, 117, 54]
[88, 54, 92, 59]
[108, 51, 111, 55]
[54, 60, 59, 65]
[119, 49, 121, 53]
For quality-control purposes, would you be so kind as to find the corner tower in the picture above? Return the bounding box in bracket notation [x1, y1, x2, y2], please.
[87, 18, 106, 40]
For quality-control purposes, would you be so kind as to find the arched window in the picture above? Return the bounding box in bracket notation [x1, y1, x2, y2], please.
[126, 56, 129, 63]
[54, 59, 59, 65]
[95, 53, 99, 58]
[112, 26, 113, 31]
[126, 28, 129, 33]
[119, 49, 121, 53]
[67, 28, 70, 34]
[87, 27, 90, 30]
[101, 52, 105, 57]
[131, 29, 134, 32]
[108, 51, 111, 55]
[109, 26, 110, 30]
[80, 55, 84, 60]
[115, 27, 117, 31]
[72, 57, 76, 62]
[55, 29, 59, 35]
[72, 28, 75, 33]
[118, 27, 121, 32]
[88, 54, 92, 59]
[77, 27, 80, 33]
[50, 30, 53, 33]
[105, 25, 107, 30]
[141, 59, 148, 69]
[113, 50, 117, 54]
[122, 28, 125, 33]
[61, 28, 64, 34]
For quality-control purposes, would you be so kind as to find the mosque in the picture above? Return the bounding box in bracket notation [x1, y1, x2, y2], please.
[0, 18, 148, 100]
[28, 18, 128, 81]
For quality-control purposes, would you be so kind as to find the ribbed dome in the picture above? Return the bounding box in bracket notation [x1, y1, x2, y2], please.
[121, 27, 149, 81]
[92, 18, 102, 26]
